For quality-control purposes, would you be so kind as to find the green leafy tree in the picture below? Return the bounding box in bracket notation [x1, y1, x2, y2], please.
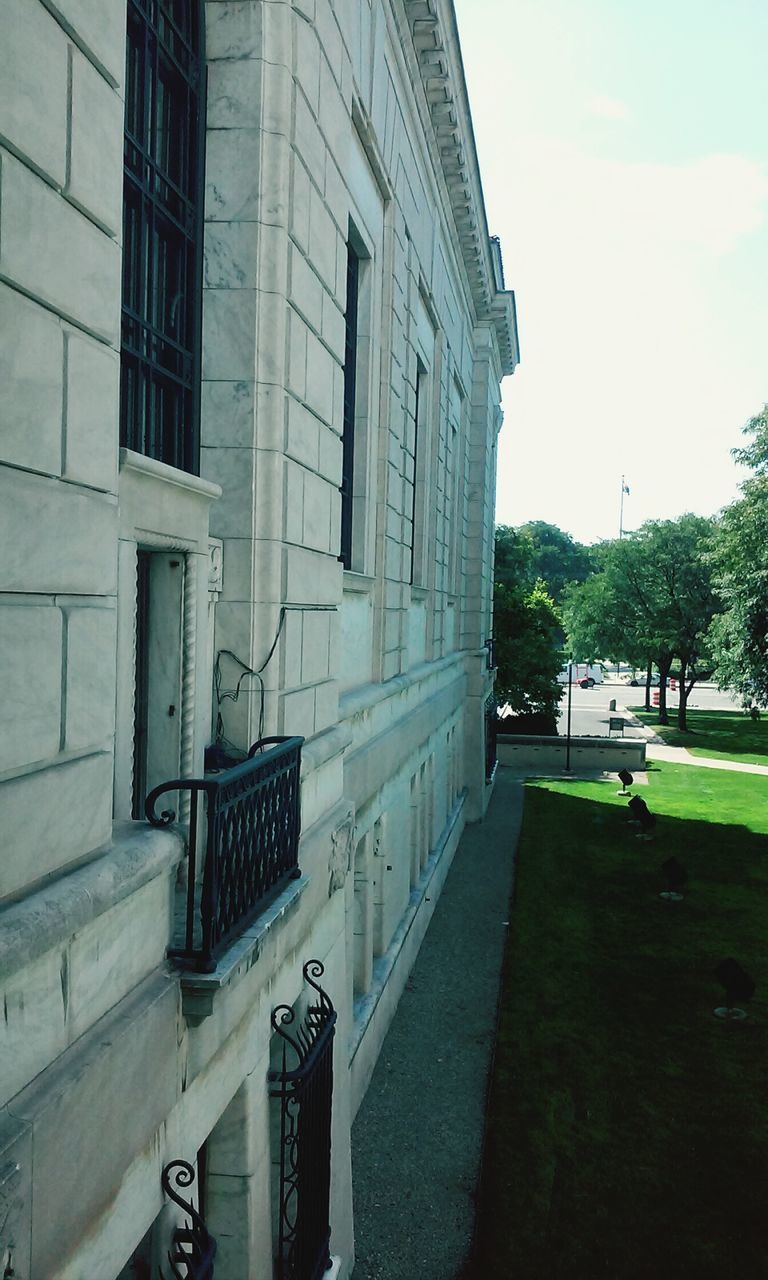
[518, 520, 595, 602]
[493, 539, 563, 730]
[709, 406, 768, 706]
[563, 518, 720, 727]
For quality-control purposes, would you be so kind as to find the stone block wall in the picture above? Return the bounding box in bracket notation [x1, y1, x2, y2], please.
[0, 0, 123, 901]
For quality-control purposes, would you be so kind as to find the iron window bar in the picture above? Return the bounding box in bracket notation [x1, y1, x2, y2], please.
[269, 961, 337, 1280]
[160, 1160, 216, 1280]
[146, 736, 304, 973]
[484, 637, 496, 671]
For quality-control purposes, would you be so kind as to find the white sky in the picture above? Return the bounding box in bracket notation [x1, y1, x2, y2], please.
[454, 0, 768, 545]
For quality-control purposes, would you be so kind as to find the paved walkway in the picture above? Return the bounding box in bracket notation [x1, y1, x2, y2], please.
[621, 706, 768, 776]
[350, 770, 523, 1280]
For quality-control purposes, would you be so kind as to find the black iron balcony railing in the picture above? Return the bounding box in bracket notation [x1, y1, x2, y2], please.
[269, 960, 337, 1280]
[161, 1160, 216, 1280]
[485, 693, 498, 783]
[146, 736, 304, 973]
[484, 637, 496, 671]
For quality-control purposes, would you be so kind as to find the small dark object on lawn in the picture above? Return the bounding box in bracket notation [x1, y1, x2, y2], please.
[627, 794, 656, 838]
[660, 856, 687, 900]
[750, 704, 760, 721]
[714, 958, 755, 1020]
[617, 768, 634, 796]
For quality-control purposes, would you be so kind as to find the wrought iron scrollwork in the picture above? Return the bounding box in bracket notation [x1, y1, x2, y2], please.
[269, 961, 337, 1280]
[160, 1161, 216, 1280]
[145, 736, 304, 971]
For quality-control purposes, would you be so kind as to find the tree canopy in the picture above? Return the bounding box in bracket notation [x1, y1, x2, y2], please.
[709, 405, 768, 706]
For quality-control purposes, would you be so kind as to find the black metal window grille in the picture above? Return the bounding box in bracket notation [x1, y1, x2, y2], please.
[160, 1160, 216, 1280]
[146, 736, 304, 971]
[485, 691, 497, 783]
[339, 243, 360, 569]
[121, 0, 205, 473]
[269, 961, 337, 1280]
[408, 364, 422, 585]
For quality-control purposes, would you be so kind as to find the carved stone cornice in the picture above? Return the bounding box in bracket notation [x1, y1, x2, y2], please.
[402, 0, 519, 375]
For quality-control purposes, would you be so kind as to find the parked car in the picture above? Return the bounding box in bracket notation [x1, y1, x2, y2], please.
[629, 674, 668, 687]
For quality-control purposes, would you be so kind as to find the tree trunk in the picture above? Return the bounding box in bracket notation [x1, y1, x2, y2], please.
[644, 659, 653, 712]
[657, 656, 673, 725]
[677, 659, 688, 731]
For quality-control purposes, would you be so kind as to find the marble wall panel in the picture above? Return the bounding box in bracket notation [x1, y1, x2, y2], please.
[64, 605, 118, 752]
[0, 0, 68, 186]
[0, 285, 63, 476]
[64, 330, 120, 492]
[0, 604, 63, 774]
[0, 466, 117, 595]
[0, 149, 120, 343]
[0, 753, 112, 902]
[67, 45, 123, 234]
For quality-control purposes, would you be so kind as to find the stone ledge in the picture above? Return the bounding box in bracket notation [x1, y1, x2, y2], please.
[0, 821, 184, 980]
[496, 734, 647, 774]
[179, 876, 309, 1025]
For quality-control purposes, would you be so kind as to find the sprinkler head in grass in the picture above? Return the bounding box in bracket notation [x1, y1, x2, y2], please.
[617, 767, 634, 796]
[627, 794, 656, 838]
[714, 958, 755, 1021]
[660, 856, 687, 901]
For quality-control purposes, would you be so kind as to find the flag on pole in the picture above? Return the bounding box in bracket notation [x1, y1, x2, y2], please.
[623, 482, 630, 495]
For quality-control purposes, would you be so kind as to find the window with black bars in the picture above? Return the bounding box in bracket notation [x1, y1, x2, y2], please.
[121, 0, 205, 474]
[339, 243, 360, 569]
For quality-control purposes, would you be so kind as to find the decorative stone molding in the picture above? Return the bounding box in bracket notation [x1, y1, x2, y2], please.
[328, 809, 356, 897]
[402, 0, 519, 374]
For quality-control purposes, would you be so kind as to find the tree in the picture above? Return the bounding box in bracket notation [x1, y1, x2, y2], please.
[494, 522, 594, 601]
[709, 406, 768, 706]
[562, 518, 720, 728]
[518, 521, 595, 602]
[494, 576, 563, 730]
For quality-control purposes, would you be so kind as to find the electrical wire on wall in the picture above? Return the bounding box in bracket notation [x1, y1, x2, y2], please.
[213, 604, 336, 760]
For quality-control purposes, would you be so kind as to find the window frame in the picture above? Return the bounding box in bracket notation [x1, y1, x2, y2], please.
[120, 0, 206, 475]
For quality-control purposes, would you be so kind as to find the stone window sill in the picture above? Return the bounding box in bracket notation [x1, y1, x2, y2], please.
[177, 875, 309, 1025]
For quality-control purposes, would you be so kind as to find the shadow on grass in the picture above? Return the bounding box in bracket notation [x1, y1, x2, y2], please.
[464, 770, 768, 1280]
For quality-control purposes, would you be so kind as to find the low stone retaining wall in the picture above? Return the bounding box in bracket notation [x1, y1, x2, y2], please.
[496, 734, 646, 773]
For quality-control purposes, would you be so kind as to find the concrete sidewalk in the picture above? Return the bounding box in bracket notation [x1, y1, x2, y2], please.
[350, 770, 524, 1280]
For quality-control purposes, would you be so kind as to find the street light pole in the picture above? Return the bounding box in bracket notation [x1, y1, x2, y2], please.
[565, 659, 573, 772]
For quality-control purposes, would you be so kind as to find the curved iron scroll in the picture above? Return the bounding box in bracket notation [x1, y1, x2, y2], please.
[269, 961, 337, 1280]
[160, 1161, 216, 1280]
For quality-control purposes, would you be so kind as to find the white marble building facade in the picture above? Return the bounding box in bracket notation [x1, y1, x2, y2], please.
[0, 0, 517, 1276]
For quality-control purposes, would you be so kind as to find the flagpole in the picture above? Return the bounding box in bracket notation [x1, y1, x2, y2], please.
[619, 475, 626, 539]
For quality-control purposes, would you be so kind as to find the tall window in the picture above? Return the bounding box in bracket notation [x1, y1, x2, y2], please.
[340, 242, 360, 568]
[121, 0, 205, 473]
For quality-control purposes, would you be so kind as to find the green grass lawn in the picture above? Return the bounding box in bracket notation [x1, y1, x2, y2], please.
[629, 707, 768, 766]
[469, 764, 768, 1280]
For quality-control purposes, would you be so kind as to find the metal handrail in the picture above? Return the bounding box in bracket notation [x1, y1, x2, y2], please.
[146, 736, 304, 972]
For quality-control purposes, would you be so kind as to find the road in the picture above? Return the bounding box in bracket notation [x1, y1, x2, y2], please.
[557, 681, 742, 738]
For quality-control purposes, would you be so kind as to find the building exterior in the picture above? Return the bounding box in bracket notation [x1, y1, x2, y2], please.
[0, 0, 518, 1276]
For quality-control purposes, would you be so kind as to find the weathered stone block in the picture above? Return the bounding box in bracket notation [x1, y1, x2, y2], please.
[0, 604, 62, 774]
[67, 47, 124, 234]
[201, 378, 256, 448]
[0, 753, 112, 902]
[64, 606, 117, 751]
[0, 149, 120, 343]
[12, 973, 180, 1280]
[205, 0, 262, 60]
[64, 331, 119, 491]
[43, 0, 127, 87]
[200, 445, 257, 540]
[0, 0, 68, 186]
[202, 289, 258, 380]
[204, 220, 260, 290]
[0, 466, 117, 595]
[304, 326, 335, 426]
[205, 128, 262, 222]
[208, 59, 263, 129]
[0, 284, 63, 476]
